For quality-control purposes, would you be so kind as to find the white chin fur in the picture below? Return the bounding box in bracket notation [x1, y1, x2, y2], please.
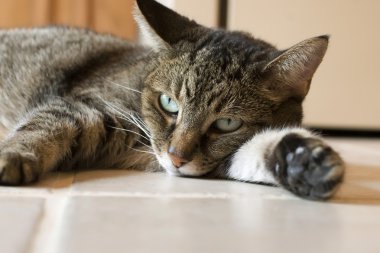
[155, 153, 178, 175]
[178, 163, 205, 177]
[156, 153, 205, 177]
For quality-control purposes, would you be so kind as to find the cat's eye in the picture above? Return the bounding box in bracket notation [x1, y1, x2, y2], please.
[213, 118, 243, 133]
[159, 94, 179, 114]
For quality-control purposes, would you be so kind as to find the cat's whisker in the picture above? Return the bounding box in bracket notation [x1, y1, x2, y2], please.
[107, 80, 142, 94]
[96, 96, 122, 112]
[126, 113, 151, 138]
[116, 114, 152, 139]
[103, 101, 127, 117]
[128, 146, 155, 155]
[95, 75, 142, 94]
[131, 113, 149, 129]
[117, 110, 151, 138]
[111, 125, 152, 149]
[98, 97, 152, 138]
[135, 139, 153, 150]
[112, 125, 153, 150]
[110, 126, 151, 142]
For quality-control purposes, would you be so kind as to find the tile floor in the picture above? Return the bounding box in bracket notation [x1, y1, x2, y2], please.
[0, 138, 380, 253]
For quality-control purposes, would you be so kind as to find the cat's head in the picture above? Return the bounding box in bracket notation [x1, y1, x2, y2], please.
[135, 0, 328, 176]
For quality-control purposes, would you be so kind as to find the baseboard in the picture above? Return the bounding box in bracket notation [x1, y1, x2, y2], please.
[308, 127, 380, 138]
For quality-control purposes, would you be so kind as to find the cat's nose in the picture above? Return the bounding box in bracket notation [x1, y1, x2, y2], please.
[168, 154, 189, 168]
[168, 146, 191, 168]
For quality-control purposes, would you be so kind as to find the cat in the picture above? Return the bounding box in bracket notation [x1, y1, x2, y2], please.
[0, 0, 344, 200]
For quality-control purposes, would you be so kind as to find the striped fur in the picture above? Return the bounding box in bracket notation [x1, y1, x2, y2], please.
[0, 0, 343, 199]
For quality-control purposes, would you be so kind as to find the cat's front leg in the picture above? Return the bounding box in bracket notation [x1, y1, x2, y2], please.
[0, 98, 124, 185]
[227, 128, 344, 200]
[0, 99, 81, 185]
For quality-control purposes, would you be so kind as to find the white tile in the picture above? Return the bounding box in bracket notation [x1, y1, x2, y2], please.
[72, 170, 292, 199]
[0, 137, 378, 253]
[327, 138, 380, 166]
[0, 172, 74, 197]
[55, 196, 380, 253]
[323, 138, 380, 203]
[0, 197, 44, 253]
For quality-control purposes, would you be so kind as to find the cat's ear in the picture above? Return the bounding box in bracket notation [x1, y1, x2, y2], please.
[262, 36, 329, 101]
[134, 0, 206, 51]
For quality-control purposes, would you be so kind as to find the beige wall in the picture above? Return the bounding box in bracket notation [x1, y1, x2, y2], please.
[167, 0, 218, 27]
[0, 0, 137, 39]
[174, 0, 219, 27]
[228, 0, 380, 129]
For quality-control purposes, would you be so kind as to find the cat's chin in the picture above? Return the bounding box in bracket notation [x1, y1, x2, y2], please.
[155, 153, 209, 177]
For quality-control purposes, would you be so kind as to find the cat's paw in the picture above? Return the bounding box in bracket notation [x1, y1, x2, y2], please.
[270, 134, 344, 200]
[0, 152, 39, 185]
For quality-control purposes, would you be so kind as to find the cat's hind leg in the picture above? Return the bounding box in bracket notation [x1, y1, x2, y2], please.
[227, 128, 344, 200]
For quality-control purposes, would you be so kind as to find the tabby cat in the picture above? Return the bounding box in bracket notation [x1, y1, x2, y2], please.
[0, 0, 344, 200]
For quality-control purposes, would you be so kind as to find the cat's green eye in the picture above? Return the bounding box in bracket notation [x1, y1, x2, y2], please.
[159, 94, 179, 114]
[214, 118, 243, 133]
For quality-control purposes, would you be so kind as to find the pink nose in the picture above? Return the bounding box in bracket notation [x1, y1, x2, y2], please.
[168, 153, 189, 168]
[168, 146, 191, 168]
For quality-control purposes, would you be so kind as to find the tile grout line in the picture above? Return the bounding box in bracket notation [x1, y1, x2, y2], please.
[0, 190, 295, 200]
[27, 176, 75, 253]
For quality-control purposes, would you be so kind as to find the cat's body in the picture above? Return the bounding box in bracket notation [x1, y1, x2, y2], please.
[0, 27, 157, 172]
[0, 0, 344, 199]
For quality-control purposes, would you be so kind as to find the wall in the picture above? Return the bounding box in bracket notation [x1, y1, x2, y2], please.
[228, 0, 380, 130]
[0, 0, 137, 39]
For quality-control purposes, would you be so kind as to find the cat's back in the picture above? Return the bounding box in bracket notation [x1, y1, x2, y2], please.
[0, 26, 147, 129]
[0, 26, 137, 77]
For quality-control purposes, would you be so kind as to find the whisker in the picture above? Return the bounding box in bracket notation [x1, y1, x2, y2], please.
[118, 113, 151, 138]
[129, 147, 155, 155]
[110, 126, 150, 141]
[97, 96, 152, 138]
[117, 115, 151, 138]
[132, 113, 149, 130]
[111, 126, 153, 150]
[95, 75, 142, 94]
[103, 101, 127, 116]
[136, 139, 153, 150]
[128, 114, 151, 137]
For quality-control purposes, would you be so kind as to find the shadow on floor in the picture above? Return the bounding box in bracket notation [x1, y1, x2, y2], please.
[26, 163, 380, 206]
[333, 164, 380, 205]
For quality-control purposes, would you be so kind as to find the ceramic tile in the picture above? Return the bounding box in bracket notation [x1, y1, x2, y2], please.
[334, 163, 380, 204]
[0, 197, 44, 253]
[0, 136, 379, 253]
[72, 170, 292, 199]
[325, 138, 380, 203]
[0, 172, 74, 196]
[327, 138, 380, 166]
[55, 196, 380, 253]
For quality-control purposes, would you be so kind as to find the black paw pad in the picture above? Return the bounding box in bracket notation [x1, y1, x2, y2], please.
[270, 134, 344, 200]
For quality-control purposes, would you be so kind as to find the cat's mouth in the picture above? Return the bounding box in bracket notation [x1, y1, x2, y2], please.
[155, 152, 209, 177]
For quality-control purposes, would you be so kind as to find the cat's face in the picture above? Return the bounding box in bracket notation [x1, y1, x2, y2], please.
[142, 33, 287, 176]
[137, 0, 328, 176]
